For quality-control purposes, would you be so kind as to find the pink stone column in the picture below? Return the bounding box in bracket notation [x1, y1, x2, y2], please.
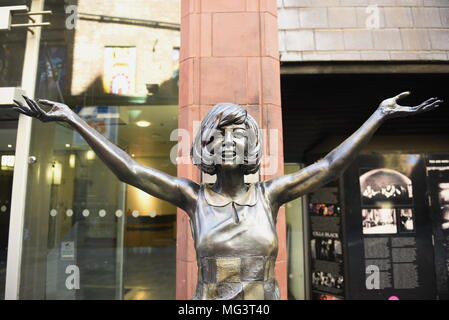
[177, 0, 287, 300]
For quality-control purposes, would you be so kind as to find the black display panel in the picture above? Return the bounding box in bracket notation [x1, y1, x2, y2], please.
[342, 153, 436, 300]
[426, 154, 449, 300]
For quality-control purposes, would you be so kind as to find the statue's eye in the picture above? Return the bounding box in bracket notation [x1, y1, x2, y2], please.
[233, 129, 245, 139]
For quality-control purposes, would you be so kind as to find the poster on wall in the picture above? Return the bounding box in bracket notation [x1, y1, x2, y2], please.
[426, 154, 449, 300]
[309, 183, 345, 300]
[342, 153, 436, 300]
[103, 47, 136, 95]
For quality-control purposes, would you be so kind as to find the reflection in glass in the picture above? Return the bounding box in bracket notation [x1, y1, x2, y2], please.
[16, 0, 180, 300]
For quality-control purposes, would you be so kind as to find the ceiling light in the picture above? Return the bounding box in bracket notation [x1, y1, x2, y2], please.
[136, 120, 151, 128]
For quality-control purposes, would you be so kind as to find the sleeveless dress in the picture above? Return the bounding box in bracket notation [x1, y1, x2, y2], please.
[190, 182, 280, 300]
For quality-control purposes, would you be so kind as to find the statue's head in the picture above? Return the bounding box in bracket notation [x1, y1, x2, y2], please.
[191, 103, 262, 175]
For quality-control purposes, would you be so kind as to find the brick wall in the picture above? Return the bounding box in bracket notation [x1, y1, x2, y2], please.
[278, 0, 449, 61]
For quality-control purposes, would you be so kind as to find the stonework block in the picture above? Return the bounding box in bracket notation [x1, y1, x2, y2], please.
[344, 29, 374, 50]
[278, 30, 286, 52]
[390, 51, 421, 60]
[368, 0, 398, 6]
[412, 7, 443, 27]
[212, 13, 261, 57]
[373, 29, 402, 50]
[283, 0, 335, 7]
[285, 30, 315, 51]
[419, 52, 448, 60]
[281, 52, 304, 61]
[440, 8, 449, 27]
[396, 0, 423, 5]
[263, 13, 281, 58]
[315, 30, 345, 50]
[330, 52, 362, 60]
[298, 7, 328, 28]
[328, 7, 358, 28]
[423, 0, 449, 7]
[200, 57, 248, 105]
[261, 58, 282, 105]
[384, 7, 413, 27]
[400, 29, 431, 50]
[201, 0, 246, 12]
[278, 8, 300, 29]
[301, 52, 331, 61]
[430, 30, 449, 50]
[355, 6, 386, 29]
[361, 51, 391, 60]
[340, 0, 368, 6]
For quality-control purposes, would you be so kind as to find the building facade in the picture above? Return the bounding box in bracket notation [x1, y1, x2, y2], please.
[0, 0, 448, 300]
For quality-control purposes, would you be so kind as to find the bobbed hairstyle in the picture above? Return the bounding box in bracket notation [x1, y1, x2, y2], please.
[190, 103, 262, 175]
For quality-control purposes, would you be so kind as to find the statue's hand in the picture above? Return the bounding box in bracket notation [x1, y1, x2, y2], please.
[13, 96, 71, 122]
[379, 91, 443, 119]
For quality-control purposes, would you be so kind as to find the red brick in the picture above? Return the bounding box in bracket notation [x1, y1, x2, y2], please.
[179, 59, 194, 107]
[200, 57, 247, 105]
[200, 14, 212, 57]
[246, 0, 260, 12]
[201, 0, 246, 13]
[180, 14, 200, 62]
[275, 260, 288, 300]
[212, 13, 261, 57]
[260, 0, 278, 16]
[247, 57, 262, 105]
[261, 57, 281, 105]
[262, 13, 280, 59]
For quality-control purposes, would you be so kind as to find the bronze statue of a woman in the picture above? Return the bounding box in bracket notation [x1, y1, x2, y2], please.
[12, 92, 443, 299]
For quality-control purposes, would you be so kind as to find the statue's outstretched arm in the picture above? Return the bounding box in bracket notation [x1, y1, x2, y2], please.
[12, 97, 199, 213]
[264, 92, 443, 207]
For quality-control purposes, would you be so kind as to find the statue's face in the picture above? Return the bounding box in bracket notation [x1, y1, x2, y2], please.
[206, 123, 247, 168]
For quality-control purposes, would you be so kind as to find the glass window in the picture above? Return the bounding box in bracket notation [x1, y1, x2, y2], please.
[15, 0, 180, 300]
[0, 109, 18, 300]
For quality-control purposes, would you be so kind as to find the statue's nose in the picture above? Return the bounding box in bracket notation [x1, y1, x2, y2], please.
[223, 130, 234, 147]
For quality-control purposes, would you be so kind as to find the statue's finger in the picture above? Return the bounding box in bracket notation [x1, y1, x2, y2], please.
[38, 99, 55, 106]
[30, 99, 48, 114]
[13, 99, 26, 109]
[25, 96, 47, 117]
[22, 96, 39, 115]
[422, 100, 441, 111]
[394, 91, 411, 102]
[12, 106, 31, 116]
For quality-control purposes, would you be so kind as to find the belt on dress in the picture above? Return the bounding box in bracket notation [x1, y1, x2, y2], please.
[195, 256, 278, 300]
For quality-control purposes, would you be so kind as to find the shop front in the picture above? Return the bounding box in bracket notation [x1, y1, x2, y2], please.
[1, 0, 181, 299]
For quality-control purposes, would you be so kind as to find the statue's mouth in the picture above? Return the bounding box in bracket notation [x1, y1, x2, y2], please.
[222, 150, 237, 159]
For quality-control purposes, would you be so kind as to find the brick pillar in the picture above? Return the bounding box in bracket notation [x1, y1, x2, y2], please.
[177, 0, 287, 300]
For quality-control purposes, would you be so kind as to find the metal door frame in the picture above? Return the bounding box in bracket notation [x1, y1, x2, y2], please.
[4, 0, 44, 300]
